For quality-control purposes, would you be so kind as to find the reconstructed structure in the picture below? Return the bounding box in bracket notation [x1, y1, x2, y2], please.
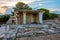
[12, 10, 44, 24]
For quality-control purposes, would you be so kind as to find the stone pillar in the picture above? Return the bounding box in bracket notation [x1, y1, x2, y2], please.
[16, 13, 18, 24]
[17, 13, 20, 24]
[39, 12, 43, 24]
[23, 12, 26, 24]
[17, 17, 20, 24]
[31, 14, 33, 23]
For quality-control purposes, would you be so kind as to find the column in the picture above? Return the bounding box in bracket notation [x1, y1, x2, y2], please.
[17, 14, 20, 24]
[31, 14, 33, 23]
[16, 13, 18, 24]
[23, 12, 26, 24]
[39, 12, 43, 24]
[19, 17, 20, 24]
[14, 12, 18, 24]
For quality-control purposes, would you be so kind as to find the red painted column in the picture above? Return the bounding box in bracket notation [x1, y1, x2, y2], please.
[17, 14, 20, 24]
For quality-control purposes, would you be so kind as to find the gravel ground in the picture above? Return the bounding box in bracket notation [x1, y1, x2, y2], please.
[0, 18, 60, 40]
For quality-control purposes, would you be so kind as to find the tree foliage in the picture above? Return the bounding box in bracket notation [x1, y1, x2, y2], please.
[0, 15, 10, 24]
[13, 2, 32, 12]
[50, 13, 58, 19]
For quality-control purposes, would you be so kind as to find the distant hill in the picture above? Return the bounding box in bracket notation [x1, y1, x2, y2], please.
[51, 11, 60, 14]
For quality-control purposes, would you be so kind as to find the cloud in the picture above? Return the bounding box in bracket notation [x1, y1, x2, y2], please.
[47, 8, 60, 11]
[0, 0, 36, 14]
[1, 6, 9, 8]
[0, 1, 17, 6]
[20, 0, 35, 4]
[0, 0, 36, 3]
[38, 4, 43, 6]
[41, 1, 54, 3]
[0, 0, 36, 7]
[0, 7, 6, 14]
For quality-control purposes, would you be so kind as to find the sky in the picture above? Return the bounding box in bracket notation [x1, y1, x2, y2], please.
[0, 0, 60, 14]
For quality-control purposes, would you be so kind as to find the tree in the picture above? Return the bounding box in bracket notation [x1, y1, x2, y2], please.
[50, 13, 58, 19]
[13, 2, 32, 12]
[11, 12, 14, 16]
[0, 15, 10, 24]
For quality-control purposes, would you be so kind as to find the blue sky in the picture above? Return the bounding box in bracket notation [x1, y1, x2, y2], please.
[41, 0, 60, 8]
[28, 0, 60, 9]
[0, 0, 60, 14]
